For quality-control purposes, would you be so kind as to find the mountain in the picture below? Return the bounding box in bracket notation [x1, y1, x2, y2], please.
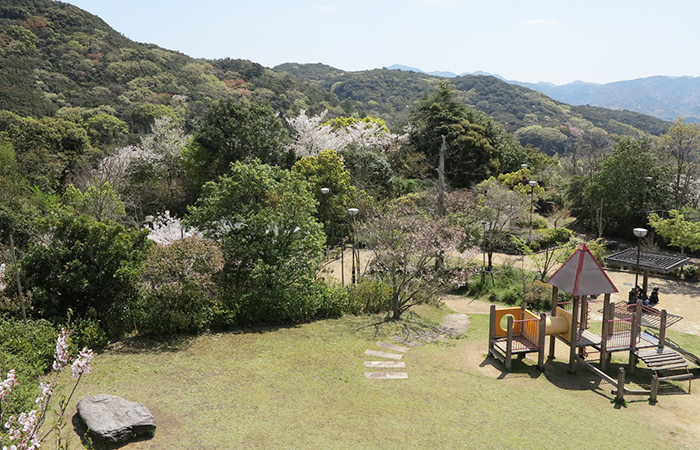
[516, 76, 700, 123]
[386, 64, 504, 79]
[0, 1, 671, 158]
[274, 62, 670, 154]
[0, 0, 342, 135]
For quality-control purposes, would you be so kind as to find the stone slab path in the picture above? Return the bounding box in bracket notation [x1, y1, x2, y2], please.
[363, 313, 472, 380]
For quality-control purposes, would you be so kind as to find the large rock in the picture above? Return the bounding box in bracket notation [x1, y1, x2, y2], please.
[77, 394, 156, 443]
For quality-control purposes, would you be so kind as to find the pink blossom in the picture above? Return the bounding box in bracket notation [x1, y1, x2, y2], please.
[52, 329, 70, 371]
[71, 348, 93, 379]
[0, 370, 18, 401]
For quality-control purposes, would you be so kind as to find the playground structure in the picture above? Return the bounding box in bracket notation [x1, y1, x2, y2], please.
[488, 244, 696, 403]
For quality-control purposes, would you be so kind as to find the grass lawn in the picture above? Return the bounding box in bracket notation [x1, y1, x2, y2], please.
[53, 305, 699, 450]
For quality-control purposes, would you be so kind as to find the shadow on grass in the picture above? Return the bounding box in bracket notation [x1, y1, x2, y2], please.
[479, 355, 543, 380]
[72, 413, 154, 450]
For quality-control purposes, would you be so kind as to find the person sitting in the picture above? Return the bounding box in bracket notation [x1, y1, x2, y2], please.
[628, 288, 637, 304]
[648, 288, 660, 306]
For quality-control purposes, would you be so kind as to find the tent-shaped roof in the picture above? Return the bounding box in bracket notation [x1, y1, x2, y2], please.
[547, 244, 618, 296]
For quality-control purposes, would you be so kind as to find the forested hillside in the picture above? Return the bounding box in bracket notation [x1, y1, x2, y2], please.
[275, 63, 671, 155]
[0, 0, 342, 138]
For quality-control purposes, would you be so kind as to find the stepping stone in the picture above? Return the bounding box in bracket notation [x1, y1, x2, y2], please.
[391, 336, 422, 347]
[364, 361, 406, 368]
[365, 349, 403, 360]
[364, 372, 409, 379]
[408, 333, 437, 343]
[417, 329, 446, 340]
[435, 313, 471, 336]
[376, 341, 411, 353]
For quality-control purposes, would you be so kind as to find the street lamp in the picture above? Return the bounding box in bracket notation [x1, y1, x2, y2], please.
[348, 208, 359, 284]
[633, 227, 648, 293]
[528, 180, 537, 238]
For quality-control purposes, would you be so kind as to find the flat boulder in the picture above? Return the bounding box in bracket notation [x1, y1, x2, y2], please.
[77, 394, 156, 443]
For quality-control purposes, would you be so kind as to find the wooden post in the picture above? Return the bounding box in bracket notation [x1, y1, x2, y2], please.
[569, 296, 580, 373]
[616, 367, 626, 403]
[506, 315, 514, 371]
[538, 313, 546, 371]
[659, 310, 667, 350]
[600, 294, 611, 371]
[578, 295, 588, 358]
[650, 374, 659, 404]
[629, 299, 642, 374]
[488, 304, 496, 353]
[549, 286, 558, 360]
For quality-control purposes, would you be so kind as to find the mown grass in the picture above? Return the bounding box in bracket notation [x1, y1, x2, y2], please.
[52, 307, 699, 450]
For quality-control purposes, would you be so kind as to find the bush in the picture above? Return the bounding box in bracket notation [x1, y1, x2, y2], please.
[528, 227, 573, 252]
[313, 281, 350, 319]
[135, 237, 225, 335]
[468, 264, 525, 305]
[346, 278, 393, 314]
[0, 318, 58, 415]
[681, 264, 699, 280]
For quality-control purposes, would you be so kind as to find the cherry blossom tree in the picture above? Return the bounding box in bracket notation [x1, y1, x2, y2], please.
[358, 207, 478, 320]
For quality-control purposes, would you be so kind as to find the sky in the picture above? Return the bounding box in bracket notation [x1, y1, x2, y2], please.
[64, 0, 700, 86]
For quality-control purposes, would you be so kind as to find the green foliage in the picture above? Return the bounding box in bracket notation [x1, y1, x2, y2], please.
[135, 236, 225, 334]
[185, 160, 325, 325]
[466, 264, 524, 306]
[22, 213, 151, 337]
[409, 81, 502, 188]
[292, 149, 370, 245]
[648, 209, 700, 254]
[573, 137, 674, 237]
[0, 318, 57, 415]
[339, 144, 396, 199]
[345, 278, 393, 315]
[62, 182, 126, 221]
[527, 227, 573, 252]
[188, 99, 290, 197]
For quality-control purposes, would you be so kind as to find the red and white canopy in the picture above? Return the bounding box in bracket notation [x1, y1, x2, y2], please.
[547, 244, 618, 296]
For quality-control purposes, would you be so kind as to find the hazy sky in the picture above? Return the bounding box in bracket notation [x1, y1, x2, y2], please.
[64, 0, 698, 85]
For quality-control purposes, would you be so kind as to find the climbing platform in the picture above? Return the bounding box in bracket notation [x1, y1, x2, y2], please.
[635, 347, 693, 391]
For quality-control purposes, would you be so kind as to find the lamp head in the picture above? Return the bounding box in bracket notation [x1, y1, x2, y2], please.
[347, 208, 359, 216]
[633, 228, 648, 238]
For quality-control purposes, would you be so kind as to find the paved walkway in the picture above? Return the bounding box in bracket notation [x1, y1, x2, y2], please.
[363, 313, 471, 379]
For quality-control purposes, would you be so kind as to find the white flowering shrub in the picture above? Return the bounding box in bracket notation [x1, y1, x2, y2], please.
[1, 329, 93, 450]
[146, 211, 201, 246]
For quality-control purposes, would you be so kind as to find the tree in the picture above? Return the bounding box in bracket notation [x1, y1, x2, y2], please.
[292, 149, 368, 245]
[184, 160, 325, 324]
[136, 236, 224, 334]
[22, 213, 151, 337]
[358, 206, 477, 320]
[474, 177, 530, 270]
[578, 138, 673, 237]
[648, 209, 700, 255]
[409, 81, 502, 188]
[190, 99, 290, 185]
[125, 116, 190, 215]
[655, 119, 700, 208]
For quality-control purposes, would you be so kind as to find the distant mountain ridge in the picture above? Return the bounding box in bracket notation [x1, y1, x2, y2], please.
[387, 64, 700, 122]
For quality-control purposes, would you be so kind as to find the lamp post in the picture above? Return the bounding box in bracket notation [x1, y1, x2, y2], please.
[528, 180, 537, 239]
[633, 227, 648, 292]
[320, 187, 330, 249]
[348, 208, 359, 284]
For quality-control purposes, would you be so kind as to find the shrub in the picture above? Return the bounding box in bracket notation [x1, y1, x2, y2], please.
[346, 278, 393, 314]
[135, 236, 224, 335]
[681, 264, 699, 280]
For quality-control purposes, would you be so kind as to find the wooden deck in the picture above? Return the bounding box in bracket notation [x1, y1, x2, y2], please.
[492, 336, 540, 354]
